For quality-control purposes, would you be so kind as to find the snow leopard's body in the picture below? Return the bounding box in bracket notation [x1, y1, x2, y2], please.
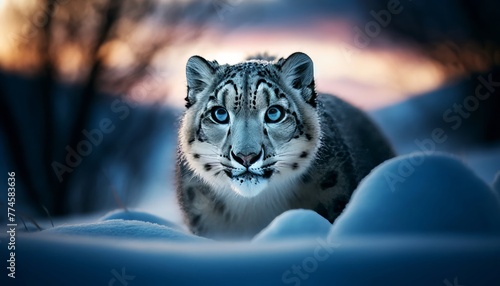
[176, 52, 394, 239]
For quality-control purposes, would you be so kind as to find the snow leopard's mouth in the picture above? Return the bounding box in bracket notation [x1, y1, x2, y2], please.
[220, 161, 277, 197]
[230, 169, 274, 181]
[222, 162, 276, 180]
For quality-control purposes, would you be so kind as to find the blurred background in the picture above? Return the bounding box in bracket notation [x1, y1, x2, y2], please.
[0, 0, 499, 227]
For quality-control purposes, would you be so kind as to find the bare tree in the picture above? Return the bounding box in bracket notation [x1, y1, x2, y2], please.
[0, 0, 214, 217]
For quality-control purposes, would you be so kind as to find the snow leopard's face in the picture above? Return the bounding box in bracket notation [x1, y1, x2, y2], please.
[180, 52, 320, 197]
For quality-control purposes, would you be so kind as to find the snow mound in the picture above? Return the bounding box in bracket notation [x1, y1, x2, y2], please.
[252, 209, 331, 242]
[329, 153, 500, 240]
[100, 209, 182, 230]
[44, 219, 208, 242]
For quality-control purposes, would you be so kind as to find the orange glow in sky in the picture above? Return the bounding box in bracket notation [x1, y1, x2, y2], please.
[0, 1, 449, 111]
[156, 24, 447, 110]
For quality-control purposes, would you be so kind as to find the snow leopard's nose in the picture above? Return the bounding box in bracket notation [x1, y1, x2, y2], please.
[231, 150, 262, 167]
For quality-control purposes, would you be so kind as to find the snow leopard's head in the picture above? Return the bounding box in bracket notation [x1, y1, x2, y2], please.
[179, 52, 320, 198]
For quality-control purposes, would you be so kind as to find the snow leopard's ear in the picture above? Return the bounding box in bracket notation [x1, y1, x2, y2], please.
[186, 55, 219, 108]
[278, 52, 316, 107]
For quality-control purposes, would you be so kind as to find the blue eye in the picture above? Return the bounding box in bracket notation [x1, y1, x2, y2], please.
[211, 107, 229, 124]
[265, 106, 285, 123]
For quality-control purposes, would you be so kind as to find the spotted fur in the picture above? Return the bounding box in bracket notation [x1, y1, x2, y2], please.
[176, 52, 394, 239]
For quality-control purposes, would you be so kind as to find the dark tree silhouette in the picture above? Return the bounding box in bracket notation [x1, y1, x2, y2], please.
[357, 0, 500, 143]
[0, 0, 213, 218]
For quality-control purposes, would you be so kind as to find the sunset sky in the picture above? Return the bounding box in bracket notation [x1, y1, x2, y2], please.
[0, 0, 453, 110]
[158, 23, 446, 109]
[132, 0, 451, 109]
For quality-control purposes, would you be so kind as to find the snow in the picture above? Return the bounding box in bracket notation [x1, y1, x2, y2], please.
[4, 233, 500, 285]
[2, 153, 500, 285]
[252, 209, 332, 242]
[100, 209, 183, 230]
[329, 153, 500, 239]
[43, 220, 205, 242]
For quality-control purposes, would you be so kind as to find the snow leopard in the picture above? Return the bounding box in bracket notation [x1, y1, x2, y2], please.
[176, 52, 394, 239]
